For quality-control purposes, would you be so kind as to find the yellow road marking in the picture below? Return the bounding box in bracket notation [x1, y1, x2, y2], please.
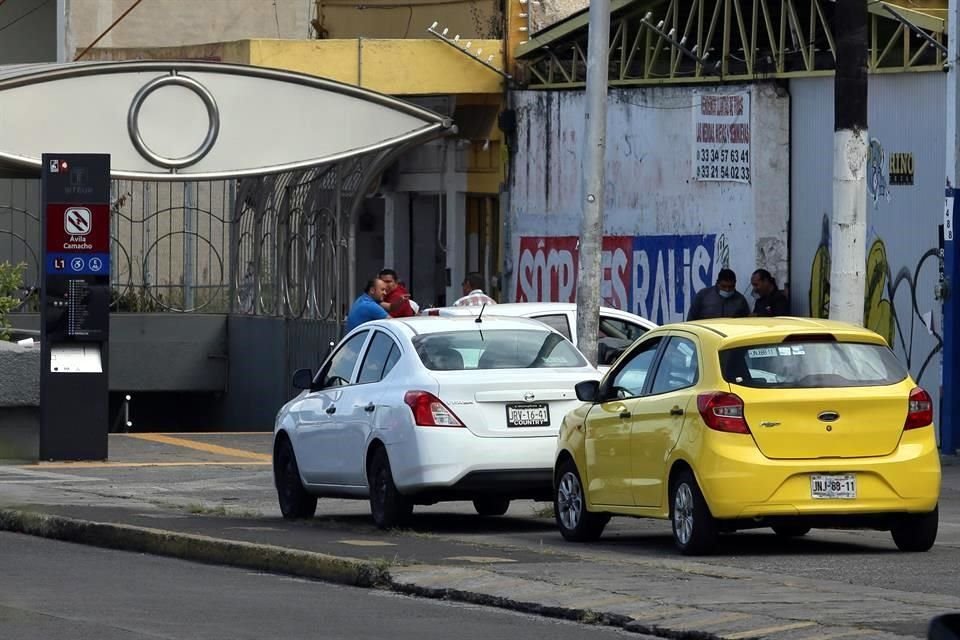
[443, 556, 517, 563]
[116, 432, 272, 436]
[26, 461, 271, 469]
[688, 613, 752, 628]
[626, 606, 690, 621]
[125, 433, 272, 461]
[726, 622, 817, 639]
[797, 629, 875, 640]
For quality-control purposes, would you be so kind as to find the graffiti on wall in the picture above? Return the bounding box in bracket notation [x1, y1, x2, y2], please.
[516, 233, 726, 324]
[868, 138, 892, 208]
[808, 214, 942, 384]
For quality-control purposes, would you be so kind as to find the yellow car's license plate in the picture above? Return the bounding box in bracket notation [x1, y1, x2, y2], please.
[811, 474, 856, 499]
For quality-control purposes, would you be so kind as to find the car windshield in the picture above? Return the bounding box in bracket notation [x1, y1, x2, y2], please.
[413, 329, 587, 370]
[719, 340, 908, 388]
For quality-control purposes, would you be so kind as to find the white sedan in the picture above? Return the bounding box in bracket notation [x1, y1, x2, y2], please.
[273, 315, 602, 528]
[422, 302, 657, 367]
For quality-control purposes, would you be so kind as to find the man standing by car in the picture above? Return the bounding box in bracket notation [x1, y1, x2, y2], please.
[453, 272, 497, 307]
[687, 268, 750, 320]
[750, 268, 790, 317]
[346, 278, 388, 332]
[378, 268, 417, 317]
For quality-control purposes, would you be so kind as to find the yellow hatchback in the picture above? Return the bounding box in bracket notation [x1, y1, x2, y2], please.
[553, 318, 942, 555]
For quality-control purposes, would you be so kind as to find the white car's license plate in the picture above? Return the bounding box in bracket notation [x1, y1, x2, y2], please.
[811, 474, 856, 499]
[506, 403, 550, 427]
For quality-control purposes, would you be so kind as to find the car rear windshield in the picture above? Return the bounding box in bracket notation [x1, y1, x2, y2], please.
[413, 329, 587, 371]
[719, 341, 908, 388]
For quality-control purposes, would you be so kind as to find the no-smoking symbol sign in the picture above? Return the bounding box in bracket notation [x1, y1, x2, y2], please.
[64, 207, 92, 236]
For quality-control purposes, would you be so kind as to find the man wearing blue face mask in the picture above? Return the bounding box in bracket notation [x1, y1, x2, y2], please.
[686, 268, 750, 320]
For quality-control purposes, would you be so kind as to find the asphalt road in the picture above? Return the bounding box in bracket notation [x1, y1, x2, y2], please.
[0, 531, 646, 640]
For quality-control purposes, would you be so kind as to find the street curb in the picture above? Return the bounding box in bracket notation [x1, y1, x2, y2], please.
[0, 508, 388, 588]
[389, 581, 679, 639]
[0, 508, 708, 639]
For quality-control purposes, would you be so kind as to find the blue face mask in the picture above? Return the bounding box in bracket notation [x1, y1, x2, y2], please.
[718, 288, 734, 299]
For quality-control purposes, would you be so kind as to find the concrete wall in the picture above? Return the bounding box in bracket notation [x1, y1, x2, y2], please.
[790, 72, 945, 437]
[0, 341, 40, 462]
[507, 83, 790, 324]
[64, 0, 500, 59]
[9, 314, 228, 391]
[66, 0, 311, 56]
[0, 1, 58, 64]
[529, 0, 588, 33]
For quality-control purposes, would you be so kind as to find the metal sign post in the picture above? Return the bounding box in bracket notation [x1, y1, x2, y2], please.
[40, 153, 111, 460]
[943, 0, 959, 455]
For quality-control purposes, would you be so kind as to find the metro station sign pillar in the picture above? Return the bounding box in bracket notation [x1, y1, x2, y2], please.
[40, 153, 111, 461]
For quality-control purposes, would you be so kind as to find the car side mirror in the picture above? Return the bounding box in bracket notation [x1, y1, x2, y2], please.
[292, 368, 313, 390]
[575, 379, 600, 403]
[930, 614, 960, 640]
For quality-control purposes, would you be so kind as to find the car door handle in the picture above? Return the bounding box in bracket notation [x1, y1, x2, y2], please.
[364, 403, 376, 413]
[325, 406, 337, 415]
[670, 406, 684, 416]
[619, 410, 632, 419]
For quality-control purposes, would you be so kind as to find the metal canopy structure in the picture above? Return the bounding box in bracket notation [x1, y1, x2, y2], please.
[516, 0, 947, 88]
[0, 61, 453, 180]
[0, 61, 454, 321]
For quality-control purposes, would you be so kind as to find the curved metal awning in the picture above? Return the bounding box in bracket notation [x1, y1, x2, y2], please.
[0, 60, 454, 180]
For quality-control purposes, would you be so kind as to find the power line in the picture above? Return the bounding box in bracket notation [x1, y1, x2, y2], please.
[0, 0, 53, 34]
[75, 0, 146, 61]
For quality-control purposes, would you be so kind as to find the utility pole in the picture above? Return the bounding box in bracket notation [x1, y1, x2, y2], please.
[575, 0, 611, 367]
[942, 0, 959, 454]
[829, 0, 869, 325]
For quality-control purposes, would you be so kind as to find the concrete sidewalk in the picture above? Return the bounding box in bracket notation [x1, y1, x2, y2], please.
[1, 433, 957, 640]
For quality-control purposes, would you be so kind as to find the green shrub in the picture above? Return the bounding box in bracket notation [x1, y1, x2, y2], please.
[0, 262, 26, 341]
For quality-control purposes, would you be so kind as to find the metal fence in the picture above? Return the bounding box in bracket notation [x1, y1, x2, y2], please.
[1, 159, 367, 324]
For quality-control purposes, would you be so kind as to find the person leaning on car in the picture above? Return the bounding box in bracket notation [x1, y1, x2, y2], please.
[686, 268, 750, 320]
[345, 278, 388, 332]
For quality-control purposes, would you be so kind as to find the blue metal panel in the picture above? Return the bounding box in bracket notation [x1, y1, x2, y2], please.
[791, 72, 951, 450]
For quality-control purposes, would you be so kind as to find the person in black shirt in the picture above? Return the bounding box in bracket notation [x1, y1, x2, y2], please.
[750, 268, 790, 317]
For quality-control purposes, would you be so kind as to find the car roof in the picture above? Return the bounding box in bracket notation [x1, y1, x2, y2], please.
[425, 302, 657, 325]
[664, 317, 887, 345]
[371, 314, 561, 336]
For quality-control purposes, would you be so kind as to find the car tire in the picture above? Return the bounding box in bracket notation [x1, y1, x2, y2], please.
[274, 436, 317, 520]
[368, 448, 413, 530]
[554, 459, 609, 542]
[670, 469, 718, 555]
[891, 505, 938, 552]
[473, 498, 510, 517]
[772, 524, 811, 538]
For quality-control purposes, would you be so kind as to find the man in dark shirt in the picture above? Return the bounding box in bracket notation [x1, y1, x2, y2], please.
[750, 268, 790, 317]
[378, 268, 416, 318]
[687, 268, 751, 320]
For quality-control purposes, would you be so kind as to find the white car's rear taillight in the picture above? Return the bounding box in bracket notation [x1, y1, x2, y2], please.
[404, 390, 465, 427]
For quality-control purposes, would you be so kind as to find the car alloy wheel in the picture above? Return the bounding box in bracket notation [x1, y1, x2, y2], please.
[557, 471, 583, 531]
[669, 469, 717, 555]
[673, 482, 694, 546]
[554, 459, 609, 542]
